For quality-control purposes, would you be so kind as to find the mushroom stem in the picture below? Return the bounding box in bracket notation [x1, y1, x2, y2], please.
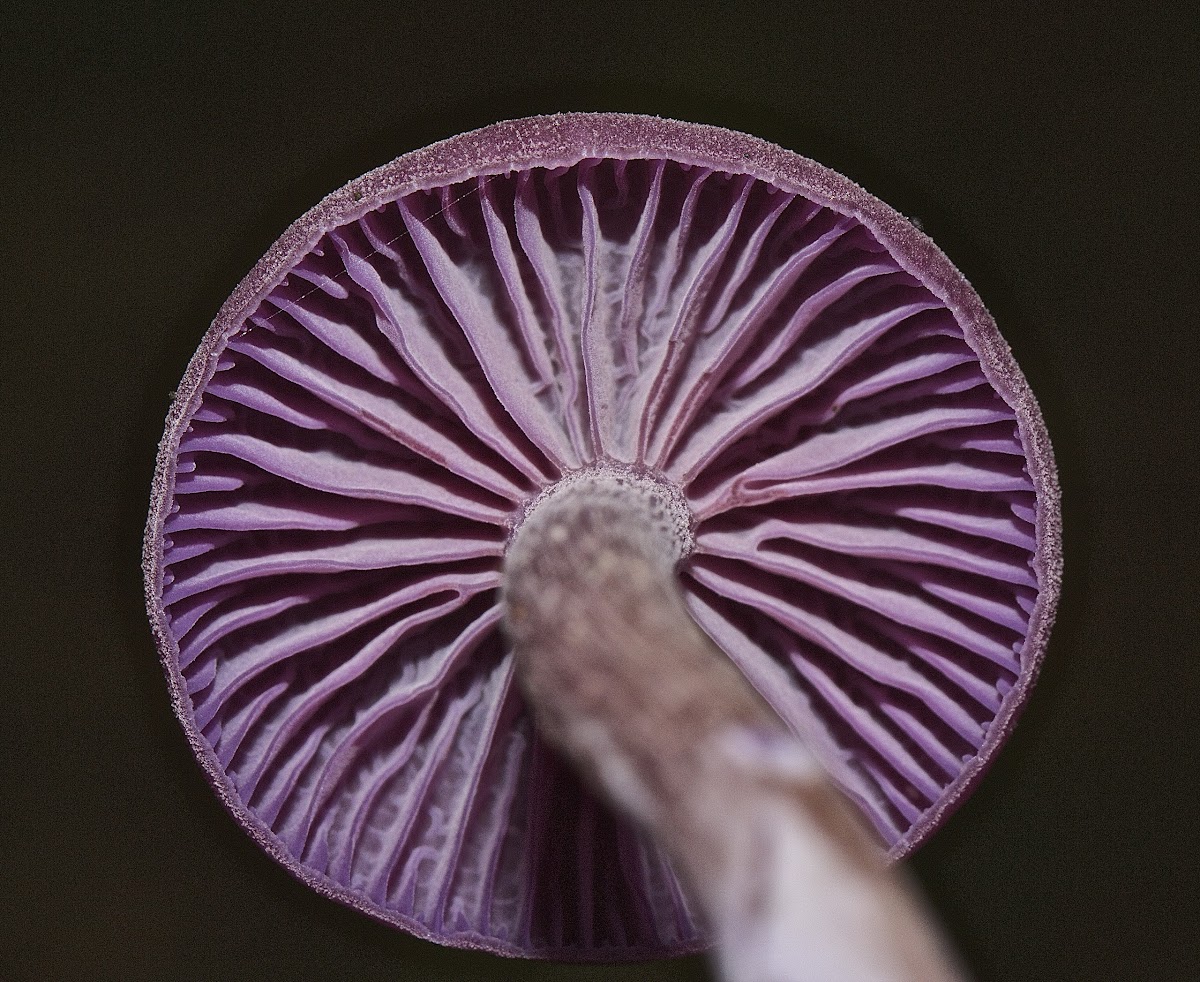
[502, 480, 966, 982]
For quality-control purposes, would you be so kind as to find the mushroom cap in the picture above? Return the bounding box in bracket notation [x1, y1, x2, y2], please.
[144, 113, 1061, 960]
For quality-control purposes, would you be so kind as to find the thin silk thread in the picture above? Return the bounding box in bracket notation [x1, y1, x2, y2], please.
[252, 174, 500, 331]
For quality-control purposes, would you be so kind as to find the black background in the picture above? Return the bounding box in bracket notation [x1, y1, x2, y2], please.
[3, 4, 1197, 979]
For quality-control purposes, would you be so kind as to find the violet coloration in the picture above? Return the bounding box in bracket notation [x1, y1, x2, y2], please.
[145, 113, 1060, 960]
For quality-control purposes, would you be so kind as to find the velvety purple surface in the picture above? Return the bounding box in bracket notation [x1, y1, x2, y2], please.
[144, 113, 1061, 960]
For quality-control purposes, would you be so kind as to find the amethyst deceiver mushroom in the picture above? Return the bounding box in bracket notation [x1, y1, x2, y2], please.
[145, 113, 1061, 965]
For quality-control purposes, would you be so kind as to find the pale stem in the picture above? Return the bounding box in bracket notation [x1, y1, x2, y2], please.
[502, 478, 966, 982]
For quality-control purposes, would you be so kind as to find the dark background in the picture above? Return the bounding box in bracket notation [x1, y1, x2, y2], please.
[3, 4, 1197, 979]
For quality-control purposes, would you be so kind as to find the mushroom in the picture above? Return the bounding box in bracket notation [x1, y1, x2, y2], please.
[144, 113, 1060, 977]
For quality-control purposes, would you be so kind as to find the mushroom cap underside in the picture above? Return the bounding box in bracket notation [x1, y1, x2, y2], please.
[144, 113, 1061, 960]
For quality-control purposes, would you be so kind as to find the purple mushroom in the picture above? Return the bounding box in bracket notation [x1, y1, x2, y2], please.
[144, 113, 1060, 972]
